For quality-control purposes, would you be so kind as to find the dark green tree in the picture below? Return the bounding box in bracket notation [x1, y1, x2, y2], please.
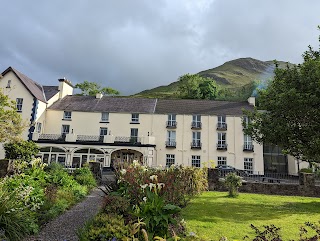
[244, 27, 320, 163]
[75, 81, 120, 96]
[177, 74, 219, 99]
[4, 140, 39, 161]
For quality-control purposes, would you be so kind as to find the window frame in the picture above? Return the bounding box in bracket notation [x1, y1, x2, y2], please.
[166, 154, 175, 167]
[191, 155, 201, 167]
[101, 112, 109, 122]
[61, 124, 70, 134]
[16, 98, 23, 112]
[244, 157, 253, 173]
[63, 111, 72, 120]
[217, 156, 227, 166]
[36, 122, 42, 133]
[131, 113, 140, 123]
[100, 127, 108, 136]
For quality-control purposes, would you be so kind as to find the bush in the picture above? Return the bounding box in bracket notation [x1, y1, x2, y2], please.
[77, 213, 130, 241]
[73, 166, 97, 189]
[225, 173, 242, 197]
[103, 194, 130, 215]
[300, 168, 313, 173]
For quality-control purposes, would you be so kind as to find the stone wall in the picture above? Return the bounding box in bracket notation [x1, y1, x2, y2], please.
[208, 169, 320, 198]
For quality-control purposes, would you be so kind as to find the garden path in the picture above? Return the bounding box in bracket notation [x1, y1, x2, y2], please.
[23, 187, 106, 241]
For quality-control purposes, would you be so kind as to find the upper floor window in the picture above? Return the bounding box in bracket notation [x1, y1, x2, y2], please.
[131, 113, 139, 123]
[217, 116, 227, 130]
[61, 125, 70, 134]
[243, 116, 250, 128]
[244, 134, 254, 151]
[6, 80, 11, 88]
[16, 98, 23, 112]
[192, 115, 201, 129]
[63, 111, 72, 120]
[130, 128, 139, 143]
[192, 155, 201, 167]
[217, 132, 227, 150]
[166, 130, 176, 147]
[191, 131, 201, 148]
[36, 123, 42, 133]
[101, 112, 109, 122]
[166, 154, 175, 167]
[167, 114, 177, 128]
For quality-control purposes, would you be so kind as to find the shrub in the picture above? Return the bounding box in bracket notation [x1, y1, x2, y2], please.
[103, 194, 130, 215]
[77, 213, 130, 241]
[300, 168, 313, 173]
[73, 166, 97, 189]
[225, 173, 242, 197]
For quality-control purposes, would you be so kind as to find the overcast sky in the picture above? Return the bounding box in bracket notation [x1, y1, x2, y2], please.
[1, 0, 319, 95]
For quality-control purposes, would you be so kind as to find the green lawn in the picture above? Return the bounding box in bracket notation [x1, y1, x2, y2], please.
[181, 191, 320, 240]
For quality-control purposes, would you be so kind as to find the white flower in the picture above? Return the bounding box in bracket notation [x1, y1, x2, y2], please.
[143, 197, 147, 202]
[140, 184, 148, 189]
[132, 160, 140, 167]
[157, 183, 165, 190]
[120, 169, 127, 175]
[149, 175, 158, 181]
[149, 183, 155, 190]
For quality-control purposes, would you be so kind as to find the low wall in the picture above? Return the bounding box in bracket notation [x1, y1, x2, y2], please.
[208, 169, 320, 198]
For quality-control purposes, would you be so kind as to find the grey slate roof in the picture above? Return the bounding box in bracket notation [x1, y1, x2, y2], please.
[43, 86, 59, 100]
[48, 96, 158, 113]
[48, 95, 253, 115]
[2, 67, 47, 103]
[155, 99, 253, 115]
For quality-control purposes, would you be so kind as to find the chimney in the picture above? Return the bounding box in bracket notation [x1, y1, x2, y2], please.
[58, 77, 73, 99]
[96, 93, 103, 99]
[247, 96, 255, 106]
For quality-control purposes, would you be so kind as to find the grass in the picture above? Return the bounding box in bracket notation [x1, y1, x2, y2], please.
[181, 191, 320, 240]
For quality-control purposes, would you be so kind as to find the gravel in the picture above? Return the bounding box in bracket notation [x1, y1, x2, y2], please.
[24, 187, 106, 241]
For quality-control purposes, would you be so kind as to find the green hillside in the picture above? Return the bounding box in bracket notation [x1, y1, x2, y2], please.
[134, 57, 295, 100]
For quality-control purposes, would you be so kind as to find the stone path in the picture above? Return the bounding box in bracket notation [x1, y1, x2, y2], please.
[24, 187, 106, 241]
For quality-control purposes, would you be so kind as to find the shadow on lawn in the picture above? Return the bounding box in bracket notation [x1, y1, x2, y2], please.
[183, 196, 320, 224]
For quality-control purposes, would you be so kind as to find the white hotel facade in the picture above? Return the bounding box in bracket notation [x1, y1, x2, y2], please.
[0, 67, 302, 174]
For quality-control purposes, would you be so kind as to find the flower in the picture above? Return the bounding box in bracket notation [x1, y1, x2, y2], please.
[150, 175, 158, 181]
[140, 184, 148, 189]
[120, 169, 127, 175]
[157, 183, 165, 190]
[143, 197, 147, 202]
[149, 183, 155, 190]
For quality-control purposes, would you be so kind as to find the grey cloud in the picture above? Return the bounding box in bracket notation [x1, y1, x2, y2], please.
[0, 0, 319, 95]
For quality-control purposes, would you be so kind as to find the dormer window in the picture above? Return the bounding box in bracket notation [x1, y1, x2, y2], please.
[63, 111, 72, 120]
[6, 80, 11, 88]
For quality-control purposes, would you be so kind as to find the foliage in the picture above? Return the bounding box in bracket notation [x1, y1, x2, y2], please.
[4, 140, 39, 161]
[134, 175, 181, 238]
[243, 28, 320, 163]
[102, 194, 130, 215]
[0, 89, 26, 142]
[73, 166, 97, 189]
[299, 168, 313, 173]
[224, 173, 242, 197]
[115, 162, 208, 206]
[75, 80, 120, 96]
[176, 74, 219, 100]
[77, 213, 130, 241]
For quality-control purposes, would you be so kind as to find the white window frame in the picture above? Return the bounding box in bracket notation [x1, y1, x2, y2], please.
[100, 127, 108, 136]
[16, 98, 23, 112]
[6, 80, 11, 88]
[167, 114, 177, 126]
[217, 156, 227, 166]
[192, 114, 201, 128]
[218, 132, 226, 146]
[166, 154, 175, 167]
[244, 158, 253, 173]
[217, 116, 227, 129]
[131, 113, 139, 123]
[192, 155, 201, 167]
[243, 116, 250, 128]
[167, 130, 176, 143]
[36, 122, 42, 133]
[192, 131, 201, 147]
[61, 125, 70, 134]
[101, 112, 109, 122]
[63, 111, 72, 120]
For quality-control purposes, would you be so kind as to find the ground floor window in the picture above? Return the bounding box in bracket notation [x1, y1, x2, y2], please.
[192, 155, 201, 167]
[217, 156, 227, 166]
[38, 147, 66, 166]
[72, 148, 104, 168]
[244, 158, 253, 173]
[166, 154, 175, 167]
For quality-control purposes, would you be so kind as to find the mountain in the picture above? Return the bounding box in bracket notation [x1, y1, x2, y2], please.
[134, 57, 295, 100]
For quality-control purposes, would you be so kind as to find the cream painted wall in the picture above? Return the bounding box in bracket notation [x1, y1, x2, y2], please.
[151, 113, 264, 172]
[0, 72, 36, 139]
[58, 80, 73, 99]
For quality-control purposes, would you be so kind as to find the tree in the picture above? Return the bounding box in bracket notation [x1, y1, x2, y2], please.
[75, 81, 120, 96]
[177, 74, 219, 100]
[244, 28, 320, 163]
[0, 89, 26, 142]
[4, 140, 39, 161]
